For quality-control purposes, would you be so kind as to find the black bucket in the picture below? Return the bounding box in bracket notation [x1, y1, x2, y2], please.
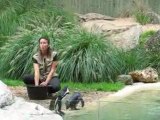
[26, 85, 50, 100]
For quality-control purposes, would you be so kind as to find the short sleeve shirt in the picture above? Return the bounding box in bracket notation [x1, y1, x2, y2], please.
[32, 51, 58, 80]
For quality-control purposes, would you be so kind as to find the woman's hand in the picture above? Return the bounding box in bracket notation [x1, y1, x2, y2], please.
[40, 81, 48, 86]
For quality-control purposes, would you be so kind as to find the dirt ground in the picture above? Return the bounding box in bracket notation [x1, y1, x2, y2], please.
[9, 86, 114, 110]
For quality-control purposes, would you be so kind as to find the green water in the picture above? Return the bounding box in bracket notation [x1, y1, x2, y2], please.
[64, 90, 160, 120]
[58, 0, 160, 17]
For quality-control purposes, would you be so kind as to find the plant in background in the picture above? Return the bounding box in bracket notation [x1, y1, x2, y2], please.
[0, 0, 155, 83]
[56, 27, 150, 83]
[144, 30, 160, 74]
[134, 11, 151, 25]
[132, 0, 152, 25]
[56, 28, 121, 83]
[0, 24, 150, 82]
[0, 31, 39, 79]
[139, 30, 156, 47]
[0, 0, 75, 50]
[147, 52, 160, 75]
[0, 11, 74, 79]
[116, 47, 149, 75]
[0, 35, 8, 47]
[119, 0, 152, 25]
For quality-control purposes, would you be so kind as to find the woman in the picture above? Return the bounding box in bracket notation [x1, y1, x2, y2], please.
[23, 37, 61, 93]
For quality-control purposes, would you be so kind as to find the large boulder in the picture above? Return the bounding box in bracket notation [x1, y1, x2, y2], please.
[81, 17, 142, 50]
[0, 81, 63, 120]
[129, 67, 158, 83]
[0, 97, 63, 120]
[0, 80, 14, 108]
[109, 25, 142, 50]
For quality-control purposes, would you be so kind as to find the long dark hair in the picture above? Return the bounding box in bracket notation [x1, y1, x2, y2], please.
[38, 37, 52, 58]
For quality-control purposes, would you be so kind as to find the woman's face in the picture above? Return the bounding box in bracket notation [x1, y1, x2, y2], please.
[39, 38, 49, 52]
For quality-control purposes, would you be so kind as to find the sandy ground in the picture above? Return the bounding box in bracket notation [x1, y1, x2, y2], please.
[8, 86, 114, 110]
[8, 82, 160, 112]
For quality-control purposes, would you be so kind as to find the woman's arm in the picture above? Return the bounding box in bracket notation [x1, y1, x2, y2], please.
[33, 63, 40, 86]
[40, 61, 58, 86]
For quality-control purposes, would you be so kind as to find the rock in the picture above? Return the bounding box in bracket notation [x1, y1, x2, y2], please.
[75, 13, 115, 22]
[0, 97, 63, 120]
[82, 18, 142, 50]
[0, 81, 63, 120]
[117, 75, 133, 85]
[109, 25, 142, 50]
[129, 67, 158, 83]
[0, 80, 14, 108]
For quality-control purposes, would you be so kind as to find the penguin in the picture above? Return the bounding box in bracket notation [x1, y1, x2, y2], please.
[65, 92, 84, 110]
[49, 86, 69, 116]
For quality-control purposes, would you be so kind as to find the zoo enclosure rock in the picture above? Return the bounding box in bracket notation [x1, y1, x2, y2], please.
[129, 67, 158, 83]
[80, 14, 142, 50]
[79, 13, 160, 50]
[0, 80, 63, 120]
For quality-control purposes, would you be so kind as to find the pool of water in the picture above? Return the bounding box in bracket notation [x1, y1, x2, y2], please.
[64, 89, 160, 120]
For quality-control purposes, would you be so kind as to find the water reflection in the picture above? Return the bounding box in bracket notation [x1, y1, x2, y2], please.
[64, 90, 160, 120]
[98, 90, 160, 120]
[64, 107, 99, 120]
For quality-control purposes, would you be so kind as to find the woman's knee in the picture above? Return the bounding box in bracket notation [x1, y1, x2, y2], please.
[52, 85, 61, 92]
[48, 85, 61, 93]
[22, 74, 34, 84]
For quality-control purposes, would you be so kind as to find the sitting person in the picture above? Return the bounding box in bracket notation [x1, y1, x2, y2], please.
[23, 37, 61, 95]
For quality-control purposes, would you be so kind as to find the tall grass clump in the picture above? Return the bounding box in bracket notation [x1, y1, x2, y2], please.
[116, 30, 159, 75]
[118, 30, 160, 75]
[56, 28, 122, 83]
[0, 12, 74, 79]
[134, 11, 151, 25]
[139, 30, 156, 46]
[117, 47, 149, 74]
[57, 28, 150, 83]
[119, 0, 152, 25]
[0, 26, 122, 82]
[0, 0, 75, 49]
[144, 30, 160, 74]
[133, 0, 151, 25]
[0, 30, 41, 79]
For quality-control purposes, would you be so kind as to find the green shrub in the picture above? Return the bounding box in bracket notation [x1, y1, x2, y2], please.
[56, 28, 151, 83]
[144, 30, 160, 74]
[0, 26, 151, 83]
[0, 32, 38, 78]
[119, 0, 152, 25]
[56, 28, 121, 83]
[0, 12, 73, 79]
[117, 47, 149, 74]
[139, 30, 156, 46]
[134, 11, 151, 25]
[0, 0, 75, 48]
[0, 0, 153, 82]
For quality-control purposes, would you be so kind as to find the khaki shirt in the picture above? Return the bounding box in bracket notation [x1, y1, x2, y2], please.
[33, 51, 58, 80]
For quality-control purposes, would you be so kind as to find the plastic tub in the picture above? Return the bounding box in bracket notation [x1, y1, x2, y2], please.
[26, 85, 50, 100]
